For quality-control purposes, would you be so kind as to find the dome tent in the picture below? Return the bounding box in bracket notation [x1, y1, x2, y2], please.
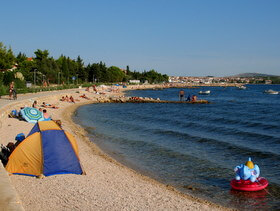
[6, 121, 84, 177]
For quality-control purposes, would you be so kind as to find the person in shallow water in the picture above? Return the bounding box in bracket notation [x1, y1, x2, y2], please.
[191, 95, 197, 102]
[186, 94, 191, 102]
[179, 89, 185, 101]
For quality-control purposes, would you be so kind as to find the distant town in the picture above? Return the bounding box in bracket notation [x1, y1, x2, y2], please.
[168, 74, 280, 85]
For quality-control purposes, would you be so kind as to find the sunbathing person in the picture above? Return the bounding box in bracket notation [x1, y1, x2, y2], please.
[69, 96, 80, 103]
[8, 109, 18, 118]
[42, 102, 59, 109]
[43, 109, 52, 120]
[32, 100, 38, 108]
[69, 96, 75, 103]
[130, 96, 141, 101]
[92, 85, 98, 93]
[8, 107, 25, 120]
[60, 96, 65, 101]
[54, 120, 62, 128]
[79, 94, 91, 100]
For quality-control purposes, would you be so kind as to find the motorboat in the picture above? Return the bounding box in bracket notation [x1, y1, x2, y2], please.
[198, 90, 210, 95]
[264, 89, 279, 94]
[237, 85, 246, 90]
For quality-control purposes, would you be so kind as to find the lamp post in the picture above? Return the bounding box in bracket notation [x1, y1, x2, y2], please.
[58, 72, 61, 85]
[34, 69, 37, 86]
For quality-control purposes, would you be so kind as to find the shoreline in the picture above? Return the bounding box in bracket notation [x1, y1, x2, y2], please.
[0, 85, 232, 210]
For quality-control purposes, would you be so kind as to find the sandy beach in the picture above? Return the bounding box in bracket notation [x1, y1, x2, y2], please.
[0, 85, 231, 211]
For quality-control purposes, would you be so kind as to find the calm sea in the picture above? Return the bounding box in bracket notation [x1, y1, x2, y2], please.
[73, 84, 280, 210]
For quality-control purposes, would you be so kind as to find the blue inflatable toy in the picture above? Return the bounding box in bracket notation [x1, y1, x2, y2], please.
[234, 157, 260, 182]
[230, 157, 268, 191]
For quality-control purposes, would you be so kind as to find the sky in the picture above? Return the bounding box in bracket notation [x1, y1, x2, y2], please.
[1, 0, 280, 77]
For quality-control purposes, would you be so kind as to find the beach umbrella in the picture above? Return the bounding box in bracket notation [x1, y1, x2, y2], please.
[20, 107, 44, 123]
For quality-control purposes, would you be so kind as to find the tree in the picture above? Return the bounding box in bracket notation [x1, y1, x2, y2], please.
[0, 42, 15, 70]
[3, 71, 14, 86]
[101, 62, 108, 82]
[107, 66, 125, 82]
[16, 52, 27, 63]
[34, 49, 49, 61]
[0, 42, 170, 86]
[126, 65, 130, 74]
[57, 55, 69, 84]
[33, 50, 61, 84]
[16, 52, 35, 82]
[76, 56, 87, 82]
[88, 63, 102, 83]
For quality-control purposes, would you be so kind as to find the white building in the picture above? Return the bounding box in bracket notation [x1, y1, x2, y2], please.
[129, 80, 141, 84]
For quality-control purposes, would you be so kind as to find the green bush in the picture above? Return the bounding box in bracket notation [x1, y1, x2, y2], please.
[82, 83, 92, 88]
[0, 84, 8, 96]
[14, 78, 26, 89]
[3, 71, 14, 86]
[2, 82, 92, 96]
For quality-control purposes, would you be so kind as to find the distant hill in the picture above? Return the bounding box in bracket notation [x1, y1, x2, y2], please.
[230, 73, 279, 77]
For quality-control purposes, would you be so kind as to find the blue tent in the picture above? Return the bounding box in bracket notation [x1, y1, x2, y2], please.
[6, 121, 84, 177]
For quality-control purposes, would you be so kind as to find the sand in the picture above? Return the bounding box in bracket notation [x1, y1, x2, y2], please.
[0, 85, 231, 211]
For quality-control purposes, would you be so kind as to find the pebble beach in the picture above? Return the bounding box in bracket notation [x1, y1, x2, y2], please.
[0, 84, 231, 211]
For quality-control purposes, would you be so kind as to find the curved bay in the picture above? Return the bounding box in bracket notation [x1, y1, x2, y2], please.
[74, 84, 280, 210]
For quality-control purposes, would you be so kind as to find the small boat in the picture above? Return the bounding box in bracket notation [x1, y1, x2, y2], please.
[230, 177, 268, 191]
[264, 89, 279, 94]
[237, 85, 246, 90]
[198, 90, 210, 95]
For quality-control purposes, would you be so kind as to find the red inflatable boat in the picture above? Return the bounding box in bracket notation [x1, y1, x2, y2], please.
[230, 177, 268, 191]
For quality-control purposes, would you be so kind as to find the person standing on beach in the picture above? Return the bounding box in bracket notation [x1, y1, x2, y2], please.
[9, 81, 14, 100]
[179, 89, 185, 101]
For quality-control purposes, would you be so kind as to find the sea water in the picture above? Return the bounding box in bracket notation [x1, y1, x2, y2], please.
[73, 84, 280, 210]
